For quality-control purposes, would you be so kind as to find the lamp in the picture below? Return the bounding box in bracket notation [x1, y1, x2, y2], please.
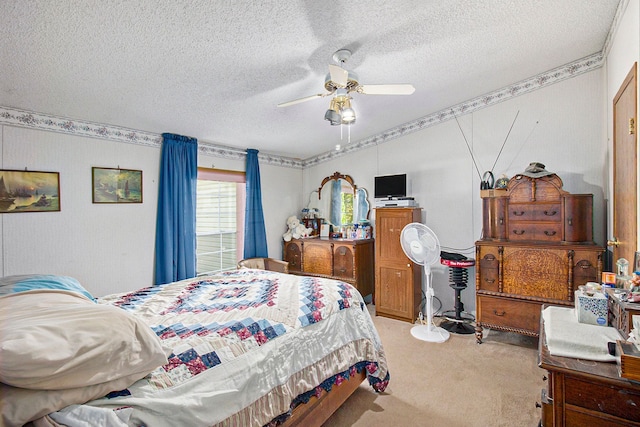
[340, 98, 355, 124]
[324, 93, 356, 125]
[324, 97, 341, 125]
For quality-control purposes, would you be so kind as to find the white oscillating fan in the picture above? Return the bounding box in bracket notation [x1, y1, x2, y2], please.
[400, 223, 450, 343]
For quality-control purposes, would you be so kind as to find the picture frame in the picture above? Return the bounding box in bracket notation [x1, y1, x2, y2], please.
[634, 251, 640, 274]
[0, 169, 60, 213]
[92, 167, 143, 204]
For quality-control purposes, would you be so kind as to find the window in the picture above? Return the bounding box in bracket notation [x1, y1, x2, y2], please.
[196, 168, 245, 275]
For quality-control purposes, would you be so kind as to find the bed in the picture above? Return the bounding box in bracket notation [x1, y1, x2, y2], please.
[0, 270, 389, 426]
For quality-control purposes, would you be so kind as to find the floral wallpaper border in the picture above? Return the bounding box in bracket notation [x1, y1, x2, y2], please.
[0, 52, 602, 169]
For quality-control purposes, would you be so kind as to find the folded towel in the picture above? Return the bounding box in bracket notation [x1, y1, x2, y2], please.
[542, 306, 622, 362]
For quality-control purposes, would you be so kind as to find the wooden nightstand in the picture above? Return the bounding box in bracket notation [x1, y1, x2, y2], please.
[538, 309, 640, 426]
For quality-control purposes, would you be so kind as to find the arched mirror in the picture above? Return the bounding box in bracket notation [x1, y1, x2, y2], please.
[307, 172, 370, 227]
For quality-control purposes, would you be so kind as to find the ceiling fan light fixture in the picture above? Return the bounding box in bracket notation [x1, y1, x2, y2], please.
[341, 107, 356, 124]
[340, 97, 355, 124]
[325, 97, 343, 125]
[279, 48, 415, 128]
[324, 109, 341, 125]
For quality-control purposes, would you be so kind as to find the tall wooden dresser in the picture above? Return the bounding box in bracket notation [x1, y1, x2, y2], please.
[374, 207, 422, 322]
[475, 173, 604, 343]
[283, 237, 375, 298]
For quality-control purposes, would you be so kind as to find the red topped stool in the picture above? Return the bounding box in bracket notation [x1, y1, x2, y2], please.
[439, 257, 476, 334]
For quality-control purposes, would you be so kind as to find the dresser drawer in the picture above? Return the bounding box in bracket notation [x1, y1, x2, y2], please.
[608, 294, 620, 331]
[333, 244, 354, 279]
[563, 194, 594, 243]
[303, 241, 333, 276]
[479, 267, 499, 292]
[564, 375, 640, 422]
[477, 295, 541, 334]
[482, 196, 508, 240]
[284, 241, 302, 272]
[478, 251, 500, 292]
[508, 222, 563, 242]
[508, 203, 561, 222]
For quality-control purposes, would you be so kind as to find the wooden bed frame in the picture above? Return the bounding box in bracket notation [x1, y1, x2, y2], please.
[284, 370, 367, 427]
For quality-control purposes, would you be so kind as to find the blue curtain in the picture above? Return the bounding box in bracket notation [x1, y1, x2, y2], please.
[244, 149, 268, 258]
[154, 133, 198, 285]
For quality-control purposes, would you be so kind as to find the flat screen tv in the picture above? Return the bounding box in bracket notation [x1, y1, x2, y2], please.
[374, 174, 407, 199]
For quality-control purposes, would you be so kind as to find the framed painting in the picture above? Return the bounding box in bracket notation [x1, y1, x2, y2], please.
[0, 169, 60, 213]
[92, 167, 143, 204]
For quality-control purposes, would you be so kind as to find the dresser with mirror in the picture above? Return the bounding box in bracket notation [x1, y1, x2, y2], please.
[284, 172, 375, 299]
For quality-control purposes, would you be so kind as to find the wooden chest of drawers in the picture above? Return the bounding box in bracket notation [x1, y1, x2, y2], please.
[476, 241, 603, 340]
[482, 175, 594, 243]
[283, 237, 375, 298]
[476, 172, 604, 343]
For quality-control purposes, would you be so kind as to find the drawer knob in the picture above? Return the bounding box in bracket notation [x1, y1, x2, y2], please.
[513, 230, 525, 235]
[493, 310, 506, 316]
[484, 278, 495, 284]
[499, 218, 504, 225]
[544, 210, 557, 216]
[513, 211, 525, 216]
[544, 230, 556, 236]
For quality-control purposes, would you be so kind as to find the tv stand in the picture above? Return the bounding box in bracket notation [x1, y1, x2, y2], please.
[375, 198, 417, 208]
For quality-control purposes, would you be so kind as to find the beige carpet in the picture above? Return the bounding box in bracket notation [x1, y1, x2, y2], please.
[323, 306, 545, 427]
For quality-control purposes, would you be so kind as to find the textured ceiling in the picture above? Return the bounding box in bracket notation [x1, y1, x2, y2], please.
[0, 1, 621, 160]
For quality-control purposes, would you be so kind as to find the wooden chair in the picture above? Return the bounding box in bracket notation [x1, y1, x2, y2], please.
[237, 257, 289, 273]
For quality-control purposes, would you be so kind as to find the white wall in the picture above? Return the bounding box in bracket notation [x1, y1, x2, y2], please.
[0, 126, 301, 297]
[0, 126, 160, 296]
[305, 69, 607, 315]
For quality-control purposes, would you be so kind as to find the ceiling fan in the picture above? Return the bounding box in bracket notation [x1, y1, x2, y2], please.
[277, 49, 415, 125]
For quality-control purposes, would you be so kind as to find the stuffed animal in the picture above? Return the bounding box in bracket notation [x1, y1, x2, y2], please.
[283, 215, 312, 241]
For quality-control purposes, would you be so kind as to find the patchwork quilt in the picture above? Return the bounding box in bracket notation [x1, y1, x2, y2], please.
[83, 269, 389, 426]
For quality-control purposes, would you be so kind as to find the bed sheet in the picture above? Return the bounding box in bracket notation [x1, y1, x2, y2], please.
[74, 269, 388, 426]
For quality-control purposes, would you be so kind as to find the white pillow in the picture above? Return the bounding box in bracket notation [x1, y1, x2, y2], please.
[0, 274, 96, 301]
[0, 290, 168, 390]
[1, 371, 146, 426]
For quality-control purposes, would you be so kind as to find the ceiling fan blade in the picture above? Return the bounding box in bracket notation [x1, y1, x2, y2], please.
[277, 93, 327, 108]
[328, 64, 349, 88]
[357, 84, 415, 95]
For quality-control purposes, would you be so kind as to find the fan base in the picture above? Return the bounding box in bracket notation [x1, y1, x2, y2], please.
[440, 320, 475, 335]
[410, 324, 450, 343]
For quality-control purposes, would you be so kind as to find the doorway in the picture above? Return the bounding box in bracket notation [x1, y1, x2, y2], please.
[611, 63, 638, 272]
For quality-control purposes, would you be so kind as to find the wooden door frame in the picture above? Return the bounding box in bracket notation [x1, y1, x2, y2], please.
[611, 62, 638, 269]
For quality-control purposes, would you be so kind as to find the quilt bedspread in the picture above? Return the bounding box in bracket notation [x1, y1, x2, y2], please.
[84, 269, 388, 426]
